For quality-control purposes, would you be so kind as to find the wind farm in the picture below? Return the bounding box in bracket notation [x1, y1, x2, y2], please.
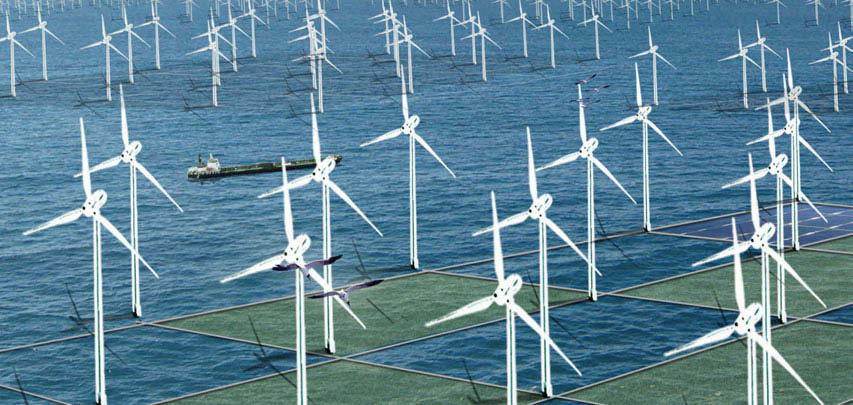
[1, 0, 853, 404]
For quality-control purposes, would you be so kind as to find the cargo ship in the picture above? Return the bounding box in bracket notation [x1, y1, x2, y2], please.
[187, 153, 342, 179]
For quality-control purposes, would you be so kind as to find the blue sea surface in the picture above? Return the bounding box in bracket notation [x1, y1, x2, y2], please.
[1, 0, 852, 402]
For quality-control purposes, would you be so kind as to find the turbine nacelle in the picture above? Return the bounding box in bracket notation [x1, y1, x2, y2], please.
[120, 141, 142, 163]
[492, 273, 523, 305]
[649, 44, 659, 54]
[768, 154, 788, 175]
[311, 157, 336, 182]
[527, 194, 553, 219]
[284, 234, 311, 267]
[783, 117, 800, 135]
[579, 137, 599, 159]
[734, 302, 762, 335]
[788, 86, 802, 99]
[637, 105, 652, 120]
[749, 222, 775, 249]
[401, 114, 420, 135]
[82, 190, 108, 217]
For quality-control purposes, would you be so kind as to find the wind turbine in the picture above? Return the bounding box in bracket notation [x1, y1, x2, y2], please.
[758, 51, 832, 249]
[601, 63, 682, 232]
[187, 18, 233, 107]
[426, 191, 582, 405]
[221, 156, 368, 405]
[433, 0, 462, 56]
[744, 20, 781, 93]
[461, 13, 500, 82]
[81, 15, 128, 102]
[109, 4, 151, 85]
[667, 218, 823, 405]
[494, 0, 508, 22]
[768, 0, 784, 24]
[538, 81, 637, 301]
[0, 14, 35, 97]
[369, 0, 393, 55]
[24, 118, 160, 405]
[505, 0, 535, 58]
[17, 4, 63, 81]
[533, 5, 569, 69]
[360, 66, 456, 270]
[628, 26, 676, 105]
[807, 0, 822, 26]
[472, 127, 595, 396]
[184, 0, 198, 22]
[73, 85, 182, 318]
[239, 0, 267, 58]
[827, 22, 853, 94]
[259, 94, 381, 354]
[692, 157, 826, 404]
[454, 1, 478, 65]
[390, 16, 429, 92]
[719, 29, 760, 108]
[223, 0, 251, 72]
[734, 100, 828, 324]
[810, 32, 852, 112]
[138, 0, 175, 70]
[579, 10, 611, 60]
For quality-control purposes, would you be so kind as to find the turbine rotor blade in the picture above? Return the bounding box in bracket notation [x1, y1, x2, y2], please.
[23, 208, 83, 235]
[424, 296, 494, 327]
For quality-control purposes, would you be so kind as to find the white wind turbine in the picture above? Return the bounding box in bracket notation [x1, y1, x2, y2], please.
[138, 0, 175, 70]
[390, 16, 429, 92]
[472, 127, 596, 396]
[768, 0, 784, 24]
[807, 0, 822, 26]
[538, 81, 637, 301]
[184, 0, 198, 22]
[0, 14, 35, 97]
[505, 0, 535, 58]
[810, 32, 852, 112]
[758, 51, 832, 249]
[734, 100, 828, 324]
[827, 22, 853, 94]
[667, 218, 823, 405]
[601, 63, 682, 232]
[221, 156, 368, 405]
[239, 0, 267, 58]
[494, 0, 508, 23]
[427, 191, 582, 405]
[223, 0, 251, 72]
[628, 26, 676, 105]
[369, 0, 393, 55]
[719, 29, 760, 109]
[433, 0, 462, 56]
[18, 4, 63, 81]
[744, 20, 781, 93]
[461, 13, 500, 82]
[187, 18, 233, 107]
[110, 4, 151, 85]
[291, 9, 341, 113]
[691, 158, 826, 405]
[453, 2, 478, 65]
[73, 85, 182, 318]
[533, 5, 569, 69]
[81, 15, 128, 102]
[360, 67, 456, 269]
[579, 10, 611, 60]
[24, 118, 160, 405]
[259, 94, 381, 354]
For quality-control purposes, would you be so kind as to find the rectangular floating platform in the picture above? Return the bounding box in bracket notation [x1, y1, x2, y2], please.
[187, 155, 342, 180]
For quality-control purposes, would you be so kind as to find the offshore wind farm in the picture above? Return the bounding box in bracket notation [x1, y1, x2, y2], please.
[1, 0, 852, 403]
